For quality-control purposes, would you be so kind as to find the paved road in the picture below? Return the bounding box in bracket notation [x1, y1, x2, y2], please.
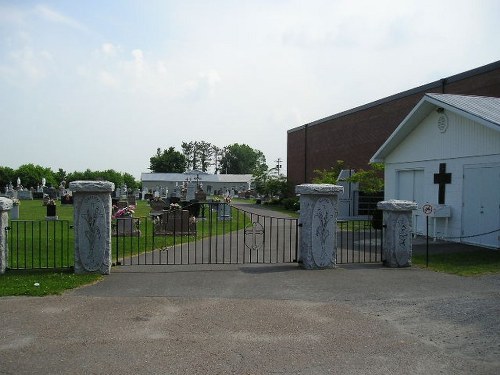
[1, 259, 499, 374]
[1, 203, 499, 374]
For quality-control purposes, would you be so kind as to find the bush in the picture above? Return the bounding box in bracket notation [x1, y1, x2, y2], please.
[281, 197, 300, 211]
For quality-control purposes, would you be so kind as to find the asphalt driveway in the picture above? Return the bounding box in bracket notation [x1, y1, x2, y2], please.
[1, 259, 499, 374]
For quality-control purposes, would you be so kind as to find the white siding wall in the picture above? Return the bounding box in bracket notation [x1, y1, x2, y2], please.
[384, 111, 500, 244]
[385, 111, 500, 164]
[386, 155, 500, 241]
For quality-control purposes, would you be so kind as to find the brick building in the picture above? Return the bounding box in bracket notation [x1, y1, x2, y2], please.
[287, 60, 500, 187]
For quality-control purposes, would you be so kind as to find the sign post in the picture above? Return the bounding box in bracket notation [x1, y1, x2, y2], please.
[422, 203, 434, 267]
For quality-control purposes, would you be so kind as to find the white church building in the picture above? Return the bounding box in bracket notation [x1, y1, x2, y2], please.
[371, 93, 500, 249]
[141, 170, 253, 196]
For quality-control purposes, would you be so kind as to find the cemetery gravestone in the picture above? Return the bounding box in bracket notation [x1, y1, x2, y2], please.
[186, 182, 196, 202]
[217, 203, 232, 221]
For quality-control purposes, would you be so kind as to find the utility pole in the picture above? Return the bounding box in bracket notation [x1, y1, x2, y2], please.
[275, 158, 282, 176]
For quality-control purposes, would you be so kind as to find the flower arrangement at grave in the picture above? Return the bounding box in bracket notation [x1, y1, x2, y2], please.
[168, 203, 181, 212]
[47, 198, 56, 206]
[11, 199, 20, 206]
[112, 205, 135, 219]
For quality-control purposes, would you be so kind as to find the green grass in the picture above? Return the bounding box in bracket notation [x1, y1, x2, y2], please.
[0, 270, 102, 297]
[2, 199, 102, 296]
[413, 250, 500, 276]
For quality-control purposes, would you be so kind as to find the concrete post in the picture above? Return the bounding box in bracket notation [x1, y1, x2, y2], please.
[295, 184, 344, 269]
[377, 199, 418, 267]
[0, 197, 13, 274]
[69, 181, 115, 274]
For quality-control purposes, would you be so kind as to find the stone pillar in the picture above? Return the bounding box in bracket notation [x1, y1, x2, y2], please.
[377, 199, 418, 268]
[295, 184, 344, 269]
[0, 197, 13, 274]
[69, 181, 115, 275]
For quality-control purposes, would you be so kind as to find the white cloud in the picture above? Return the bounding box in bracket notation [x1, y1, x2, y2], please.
[34, 4, 89, 33]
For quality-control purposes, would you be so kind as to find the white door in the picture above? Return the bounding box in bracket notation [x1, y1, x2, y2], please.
[397, 169, 424, 234]
[463, 165, 500, 248]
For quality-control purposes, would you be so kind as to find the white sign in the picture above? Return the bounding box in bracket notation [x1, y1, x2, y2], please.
[422, 203, 434, 216]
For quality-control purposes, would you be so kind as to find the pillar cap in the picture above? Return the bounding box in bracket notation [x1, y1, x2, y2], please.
[69, 181, 115, 193]
[377, 199, 417, 211]
[295, 183, 344, 195]
[0, 197, 13, 211]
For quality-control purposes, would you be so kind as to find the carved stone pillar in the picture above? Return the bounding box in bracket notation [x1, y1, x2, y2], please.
[0, 197, 13, 274]
[295, 184, 344, 269]
[69, 181, 115, 274]
[377, 199, 418, 267]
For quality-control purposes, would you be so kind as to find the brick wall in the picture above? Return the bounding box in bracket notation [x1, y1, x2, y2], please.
[287, 61, 500, 187]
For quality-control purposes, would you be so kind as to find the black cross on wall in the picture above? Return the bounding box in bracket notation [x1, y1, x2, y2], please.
[433, 163, 452, 204]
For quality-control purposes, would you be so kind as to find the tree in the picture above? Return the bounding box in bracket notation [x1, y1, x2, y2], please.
[312, 160, 345, 184]
[220, 143, 267, 174]
[150, 147, 186, 173]
[15, 164, 56, 188]
[346, 163, 384, 193]
[197, 141, 213, 172]
[0, 166, 15, 191]
[211, 145, 225, 174]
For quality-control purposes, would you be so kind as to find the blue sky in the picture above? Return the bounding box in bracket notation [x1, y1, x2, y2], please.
[1, 0, 499, 179]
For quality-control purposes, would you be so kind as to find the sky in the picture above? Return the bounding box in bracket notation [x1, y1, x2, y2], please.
[0, 0, 499, 180]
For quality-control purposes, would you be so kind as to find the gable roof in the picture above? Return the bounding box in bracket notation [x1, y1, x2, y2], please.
[370, 94, 500, 163]
[141, 172, 253, 184]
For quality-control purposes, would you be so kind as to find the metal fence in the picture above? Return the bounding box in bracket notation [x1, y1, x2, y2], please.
[6, 220, 73, 270]
[336, 219, 383, 264]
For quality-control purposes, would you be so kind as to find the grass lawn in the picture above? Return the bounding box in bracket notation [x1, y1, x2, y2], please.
[1, 199, 251, 296]
[413, 249, 500, 276]
[0, 270, 102, 297]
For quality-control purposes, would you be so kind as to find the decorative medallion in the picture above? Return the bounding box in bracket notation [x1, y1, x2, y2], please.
[244, 222, 264, 251]
[394, 215, 410, 266]
[311, 197, 335, 267]
[437, 113, 448, 133]
[78, 194, 106, 271]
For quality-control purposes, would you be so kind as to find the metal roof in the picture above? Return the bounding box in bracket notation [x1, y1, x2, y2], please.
[425, 93, 500, 127]
[371, 94, 500, 163]
[141, 172, 253, 183]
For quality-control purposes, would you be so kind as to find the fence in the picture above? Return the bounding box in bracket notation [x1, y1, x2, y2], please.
[6, 220, 73, 270]
[336, 219, 383, 264]
[112, 203, 299, 266]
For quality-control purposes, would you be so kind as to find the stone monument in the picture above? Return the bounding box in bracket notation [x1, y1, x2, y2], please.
[69, 181, 114, 274]
[377, 199, 418, 267]
[0, 197, 13, 274]
[295, 184, 344, 269]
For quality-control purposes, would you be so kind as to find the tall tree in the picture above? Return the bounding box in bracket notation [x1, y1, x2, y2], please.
[0, 166, 15, 191]
[197, 141, 213, 172]
[15, 164, 56, 188]
[220, 143, 267, 174]
[150, 147, 186, 173]
[181, 141, 197, 170]
[211, 145, 224, 174]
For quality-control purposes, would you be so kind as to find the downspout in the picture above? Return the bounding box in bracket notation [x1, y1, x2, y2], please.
[441, 78, 447, 93]
[304, 124, 308, 183]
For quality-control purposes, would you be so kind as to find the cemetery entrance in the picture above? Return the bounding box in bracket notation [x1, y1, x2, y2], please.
[112, 202, 299, 266]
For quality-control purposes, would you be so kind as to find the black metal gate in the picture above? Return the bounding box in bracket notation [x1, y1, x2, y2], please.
[336, 219, 383, 264]
[112, 202, 299, 266]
